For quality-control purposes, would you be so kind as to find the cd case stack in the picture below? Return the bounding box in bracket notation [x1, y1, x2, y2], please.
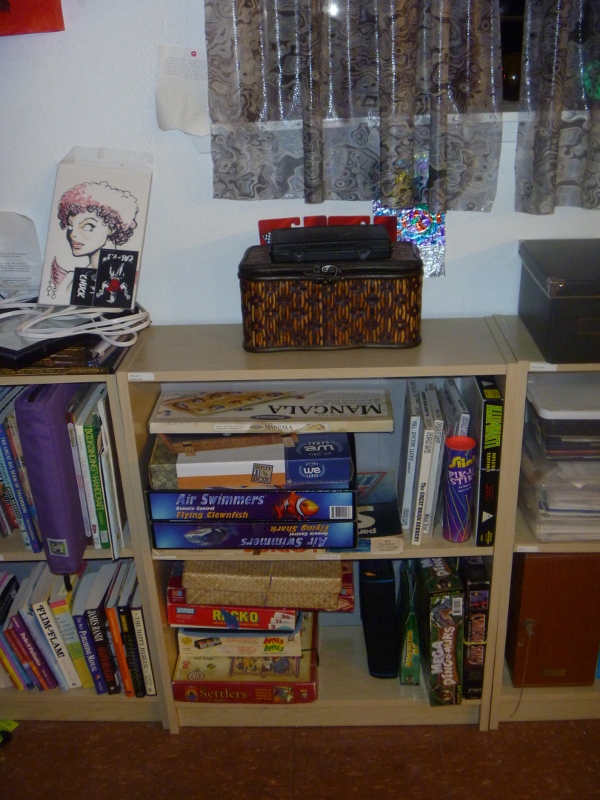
[518, 374, 600, 542]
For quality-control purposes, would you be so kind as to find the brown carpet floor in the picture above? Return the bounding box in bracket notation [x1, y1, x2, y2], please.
[1, 719, 600, 800]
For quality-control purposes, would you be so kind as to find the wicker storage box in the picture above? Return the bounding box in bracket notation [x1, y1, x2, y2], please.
[239, 241, 423, 352]
[181, 560, 342, 610]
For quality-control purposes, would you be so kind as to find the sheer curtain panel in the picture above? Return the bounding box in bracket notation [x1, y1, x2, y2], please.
[205, 0, 503, 213]
[515, 0, 600, 214]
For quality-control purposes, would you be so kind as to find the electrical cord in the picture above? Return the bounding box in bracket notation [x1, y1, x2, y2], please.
[509, 617, 535, 718]
[0, 296, 151, 348]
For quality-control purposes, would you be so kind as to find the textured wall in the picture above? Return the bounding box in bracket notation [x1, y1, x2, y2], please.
[1, 1, 598, 325]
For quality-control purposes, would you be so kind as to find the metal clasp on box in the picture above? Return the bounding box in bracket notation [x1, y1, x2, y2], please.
[306, 264, 342, 284]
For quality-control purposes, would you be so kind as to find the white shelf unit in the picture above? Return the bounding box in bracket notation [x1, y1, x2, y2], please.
[489, 315, 600, 728]
[0, 370, 162, 724]
[116, 319, 524, 733]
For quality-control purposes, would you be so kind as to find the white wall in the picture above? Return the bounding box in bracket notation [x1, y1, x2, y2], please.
[1, 0, 598, 326]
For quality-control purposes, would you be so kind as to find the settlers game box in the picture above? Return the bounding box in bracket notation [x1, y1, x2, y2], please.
[415, 557, 464, 705]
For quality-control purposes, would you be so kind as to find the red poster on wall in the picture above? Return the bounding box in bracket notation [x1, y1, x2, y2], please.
[0, 0, 64, 37]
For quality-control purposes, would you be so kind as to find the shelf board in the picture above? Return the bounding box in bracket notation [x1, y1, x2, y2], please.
[152, 536, 492, 562]
[122, 320, 509, 383]
[175, 625, 481, 727]
[514, 509, 600, 554]
[0, 685, 162, 723]
[498, 663, 600, 723]
[0, 539, 130, 563]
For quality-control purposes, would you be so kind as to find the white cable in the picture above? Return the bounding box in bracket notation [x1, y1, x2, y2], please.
[0, 296, 151, 348]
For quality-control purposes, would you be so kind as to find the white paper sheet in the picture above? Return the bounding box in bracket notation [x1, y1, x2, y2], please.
[156, 45, 210, 139]
[0, 212, 43, 297]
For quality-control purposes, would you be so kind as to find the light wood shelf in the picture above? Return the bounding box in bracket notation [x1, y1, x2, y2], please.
[116, 319, 519, 732]
[489, 315, 600, 729]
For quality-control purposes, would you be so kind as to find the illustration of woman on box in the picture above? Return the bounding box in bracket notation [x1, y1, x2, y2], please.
[45, 180, 139, 307]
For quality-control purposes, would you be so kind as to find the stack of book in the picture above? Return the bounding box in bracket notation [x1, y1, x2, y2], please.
[0, 559, 155, 697]
[397, 377, 503, 547]
[0, 383, 128, 559]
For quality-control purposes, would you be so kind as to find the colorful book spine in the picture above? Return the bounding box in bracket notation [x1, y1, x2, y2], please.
[50, 599, 94, 689]
[131, 591, 156, 696]
[118, 597, 146, 698]
[0, 631, 29, 689]
[0, 445, 28, 550]
[9, 613, 59, 690]
[72, 608, 108, 695]
[65, 388, 94, 545]
[83, 413, 110, 549]
[0, 422, 42, 552]
[31, 600, 82, 689]
[85, 606, 120, 694]
[4, 625, 44, 690]
[104, 603, 135, 698]
[19, 604, 68, 690]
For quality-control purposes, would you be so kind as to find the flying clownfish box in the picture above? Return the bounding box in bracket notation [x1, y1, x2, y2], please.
[39, 147, 153, 310]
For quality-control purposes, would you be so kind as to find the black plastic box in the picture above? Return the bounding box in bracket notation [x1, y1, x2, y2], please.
[269, 224, 392, 263]
[518, 239, 600, 364]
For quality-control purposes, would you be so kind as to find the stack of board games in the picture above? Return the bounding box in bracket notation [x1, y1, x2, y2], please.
[172, 610, 318, 704]
[414, 557, 464, 706]
[147, 430, 358, 550]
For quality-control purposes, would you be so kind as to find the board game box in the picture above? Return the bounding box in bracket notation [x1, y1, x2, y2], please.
[172, 612, 318, 704]
[415, 557, 464, 705]
[152, 519, 356, 550]
[457, 556, 490, 700]
[148, 388, 394, 434]
[146, 486, 356, 523]
[177, 612, 304, 658]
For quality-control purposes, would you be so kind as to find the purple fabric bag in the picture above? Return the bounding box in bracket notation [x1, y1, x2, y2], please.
[15, 383, 87, 574]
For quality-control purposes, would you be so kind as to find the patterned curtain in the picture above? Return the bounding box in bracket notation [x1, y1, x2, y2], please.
[205, 0, 503, 214]
[515, 0, 600, 214]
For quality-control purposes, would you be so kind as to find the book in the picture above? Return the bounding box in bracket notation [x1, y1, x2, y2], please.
[0, 386, 42, 552]
[103, 559, 135, 698]
[71, 564, 108, 694]
[73, 384, 110, 550]
[28, 563, 82, 689]
[457, 556, 491, 700]
[65, 384, 95, 545]
[440, 378, 470, 437]
[14, 384, 89, 573]
[148, 387, 394, 434]
[458, 376, 504, 546]
[17, 562, 70, 690]
[96, 392, 128, 558]
[352, 471, 403, 555]
[410, 388, 435, 546]
[398, 380, 422, 534]
[171, 612, 318, 704]
[0, 571, 29, 690]
[0, 386, 39, 551]
[116, 561, 146, 698]
[48, 566, 94, 689]
[84, 561, 122, 694]
[130, 584, 156, 696]
[8, 578, 59, 691]
[421, 384, 445, 537]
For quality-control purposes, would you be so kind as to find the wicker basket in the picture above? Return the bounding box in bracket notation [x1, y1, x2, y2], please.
[238, 241, 423, 352]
